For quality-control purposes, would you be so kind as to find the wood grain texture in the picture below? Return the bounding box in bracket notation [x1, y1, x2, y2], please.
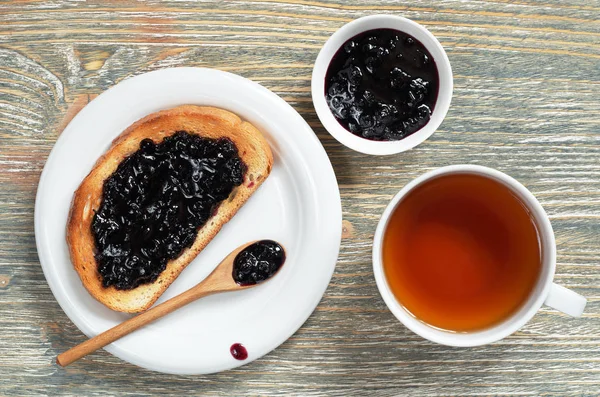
[0, 0, 599, 395]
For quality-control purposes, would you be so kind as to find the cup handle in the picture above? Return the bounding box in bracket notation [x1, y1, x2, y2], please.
[544, 283, 587, 317]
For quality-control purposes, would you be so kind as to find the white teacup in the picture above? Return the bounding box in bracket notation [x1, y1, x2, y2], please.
[372, 165, 587, 346]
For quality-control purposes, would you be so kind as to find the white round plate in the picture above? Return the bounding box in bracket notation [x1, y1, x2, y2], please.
[35, 67, 342, 374]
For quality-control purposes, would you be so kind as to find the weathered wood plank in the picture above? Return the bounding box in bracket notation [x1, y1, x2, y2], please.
[0, 0, 599, 396]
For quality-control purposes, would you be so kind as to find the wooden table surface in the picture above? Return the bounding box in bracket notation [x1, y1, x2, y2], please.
[1, 1, 599, 395]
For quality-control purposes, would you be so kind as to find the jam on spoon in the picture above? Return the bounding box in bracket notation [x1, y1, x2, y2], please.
[233, 240, 286, 286]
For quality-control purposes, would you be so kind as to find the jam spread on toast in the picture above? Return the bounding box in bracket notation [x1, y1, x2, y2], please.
[325, 28, 439, 141]
[92, 131, 247, 290]
[233, 240, 285, 286]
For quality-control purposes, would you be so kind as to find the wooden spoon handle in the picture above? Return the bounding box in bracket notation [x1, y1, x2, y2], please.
[56, 284, 213, 367]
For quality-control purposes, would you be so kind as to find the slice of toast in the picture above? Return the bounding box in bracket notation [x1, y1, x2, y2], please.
[66, 105, 273, 313]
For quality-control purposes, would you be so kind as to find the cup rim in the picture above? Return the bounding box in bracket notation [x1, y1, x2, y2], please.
[372, 165, 557, 346]
[311, 14, 453, 155]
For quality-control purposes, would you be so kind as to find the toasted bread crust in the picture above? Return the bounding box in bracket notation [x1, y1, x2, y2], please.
[66, 105, 273, 313]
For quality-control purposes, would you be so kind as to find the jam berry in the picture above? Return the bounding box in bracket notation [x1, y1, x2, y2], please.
[233, 240, 285, 286]
[92, 131, 247, 290]
[230, 343, 248, 360]
[325, 29, 439, 141]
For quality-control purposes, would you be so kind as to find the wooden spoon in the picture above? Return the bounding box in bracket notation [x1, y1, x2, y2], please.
[56, 240, 285, 367]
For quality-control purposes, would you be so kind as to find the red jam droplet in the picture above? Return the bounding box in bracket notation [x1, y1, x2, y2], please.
[230, 343, 248, 360]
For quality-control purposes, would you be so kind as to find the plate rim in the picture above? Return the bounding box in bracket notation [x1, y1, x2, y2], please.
[34, 67, 342, 374]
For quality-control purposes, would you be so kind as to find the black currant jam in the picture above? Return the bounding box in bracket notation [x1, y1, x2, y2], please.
[325, 28, 440, 141]
[92, 131, 247, 290]
[230, 343, 248, 360]
[233, 240, 285, 286]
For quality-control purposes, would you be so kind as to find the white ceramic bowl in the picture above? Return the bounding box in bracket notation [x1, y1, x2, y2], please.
[311, 15, 453, 155]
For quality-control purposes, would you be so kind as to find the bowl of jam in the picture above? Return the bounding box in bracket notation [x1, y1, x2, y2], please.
[312, 15, 453, 155]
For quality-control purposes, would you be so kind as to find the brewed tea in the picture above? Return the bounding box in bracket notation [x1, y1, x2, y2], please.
[382, 173, 541, 331]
